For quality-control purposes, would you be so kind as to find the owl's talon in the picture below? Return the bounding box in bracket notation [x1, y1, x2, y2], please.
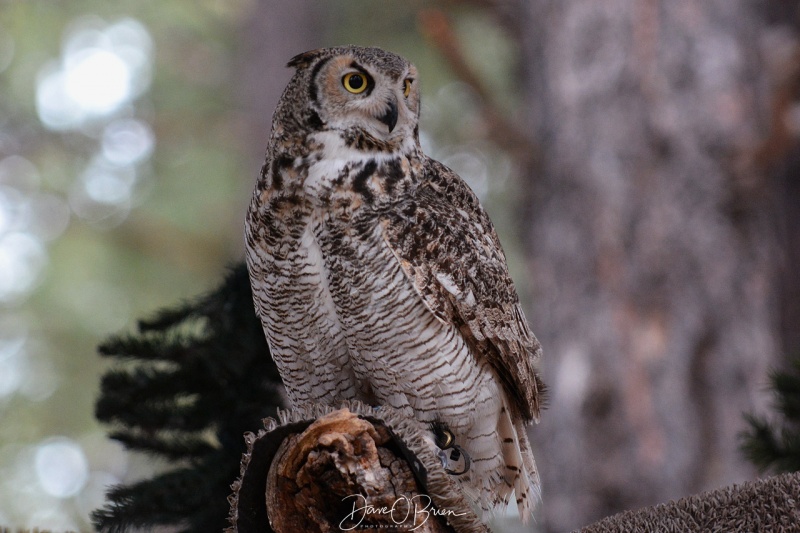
[430, 421, 455, 449]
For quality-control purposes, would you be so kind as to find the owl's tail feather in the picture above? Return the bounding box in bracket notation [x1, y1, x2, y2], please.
[498, 402, 540, 524]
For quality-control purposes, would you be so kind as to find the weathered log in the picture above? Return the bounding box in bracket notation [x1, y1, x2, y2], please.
[227, 402, 800, 533]
[227, 403, 488, 533]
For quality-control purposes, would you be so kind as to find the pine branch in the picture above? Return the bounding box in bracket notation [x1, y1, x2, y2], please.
[97, 369, 219, 432]
[107, 430, 215, 460]
[741, 355, 800, 474]
[97, 366, 211, 408]
[94, 465, 232, 533]
[773, 360, 800, 422]
[93, 262, 285, 533]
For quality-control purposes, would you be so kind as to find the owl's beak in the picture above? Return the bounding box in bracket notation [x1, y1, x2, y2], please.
[378, 99, 398, 133]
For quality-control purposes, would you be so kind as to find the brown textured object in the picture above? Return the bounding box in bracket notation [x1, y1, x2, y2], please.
[227, 402, 488, 533]
[268, 409, 451, 532]
[575, 472, 800, 533]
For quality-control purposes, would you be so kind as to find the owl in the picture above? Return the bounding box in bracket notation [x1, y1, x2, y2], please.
[244, 46, 544, 523]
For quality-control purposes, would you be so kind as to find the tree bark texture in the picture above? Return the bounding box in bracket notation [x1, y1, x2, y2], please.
[228, 404, 488, 533]
[266, 409, 454, 533]
[226, 406, 800, 533]
[515, 1, 787, 530]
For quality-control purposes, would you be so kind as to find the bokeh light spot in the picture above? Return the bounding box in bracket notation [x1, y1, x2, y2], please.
[102, 119, 154, 166]
[64, 48, 131, 114]
[0, 334, 26, 398]
[19, 353, 58, 402]
[35, 17, 153, 131]
[27, 193, 71, 242]
[0, 232, 47, 303]
[34, 437, 89, 498]
[81, 155, 136, 205]
[0, 155, 40, 192]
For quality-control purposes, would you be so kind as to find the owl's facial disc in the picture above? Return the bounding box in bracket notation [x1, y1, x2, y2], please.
[311, 55, 418, 140]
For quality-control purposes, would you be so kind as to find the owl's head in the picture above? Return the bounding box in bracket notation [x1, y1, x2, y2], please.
[285, 46, 420, 144]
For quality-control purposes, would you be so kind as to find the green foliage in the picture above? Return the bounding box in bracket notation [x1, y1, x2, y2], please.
[742, 357, 800, 474]
[92, 263, 284, 533]
[0, 8, 250, 528]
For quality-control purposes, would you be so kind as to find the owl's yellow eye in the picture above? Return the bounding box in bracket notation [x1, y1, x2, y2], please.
[403, 79, 412, 98]
[342, 72, 368, 94]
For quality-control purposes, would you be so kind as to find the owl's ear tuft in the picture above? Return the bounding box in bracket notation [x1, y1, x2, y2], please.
[287, 49, 326, 69]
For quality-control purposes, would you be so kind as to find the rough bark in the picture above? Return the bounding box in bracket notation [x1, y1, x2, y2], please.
[514, 1, 785, 530]
[226, 406, 800, 533]
[265, 410, 453, 533]
[228, 405, 488, 533]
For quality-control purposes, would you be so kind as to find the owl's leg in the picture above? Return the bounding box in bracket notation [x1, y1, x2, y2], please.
[429, 421, 471, 475]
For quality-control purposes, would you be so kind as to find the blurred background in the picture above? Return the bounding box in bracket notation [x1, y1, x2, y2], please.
[1, 0, 799, 531]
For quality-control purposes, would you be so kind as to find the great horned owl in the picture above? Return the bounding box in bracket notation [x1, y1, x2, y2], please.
[244, 46, 544, 523]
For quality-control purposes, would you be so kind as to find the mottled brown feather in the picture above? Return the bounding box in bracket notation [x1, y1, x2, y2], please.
[381, 157, 543, 422]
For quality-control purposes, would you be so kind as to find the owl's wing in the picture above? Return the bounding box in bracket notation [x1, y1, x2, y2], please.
[380, 157, 544, 423]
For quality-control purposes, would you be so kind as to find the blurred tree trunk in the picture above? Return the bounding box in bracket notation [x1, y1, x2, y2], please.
[236, 0, 323, 158]
[231, 0, 324, 255]
[513, 1, 787, 530]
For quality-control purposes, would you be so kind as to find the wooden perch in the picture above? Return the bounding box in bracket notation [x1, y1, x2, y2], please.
[268, 409, 452, 532]
[227, 402, 800, 533]
[228, 403, 488, 533]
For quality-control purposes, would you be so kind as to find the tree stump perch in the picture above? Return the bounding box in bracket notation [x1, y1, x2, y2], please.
[227, 402, 800, 533]
[267, 409, 452, 532]
[227, 403, 488, 533]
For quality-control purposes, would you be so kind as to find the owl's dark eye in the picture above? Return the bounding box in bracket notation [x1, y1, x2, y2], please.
[403, 79, 412, 98]
[342, 72, 368, 94]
